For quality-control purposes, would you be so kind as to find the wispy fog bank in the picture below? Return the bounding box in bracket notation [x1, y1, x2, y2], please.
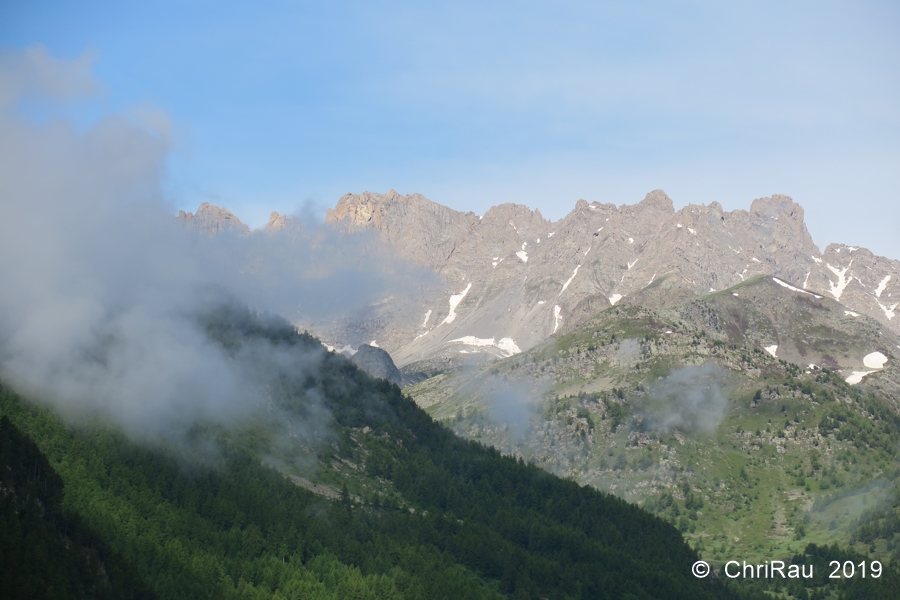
[636, 363, 730, 434]
[463, 373, 548, 442]
[0, 46, 427, 439]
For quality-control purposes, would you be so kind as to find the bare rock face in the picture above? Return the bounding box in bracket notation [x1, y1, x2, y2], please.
[805, 244, 900, 332]
[184, 189, 900, 374]
[263, 211, 306, 236]
[349, 344, 402, 385]
[324, 188, 900, 373]
[178, 202, 249, 236]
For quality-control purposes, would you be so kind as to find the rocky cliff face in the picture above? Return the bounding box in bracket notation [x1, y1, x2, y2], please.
[324, 190, 900, 373]
[349, 344, 402, 385]
[178, 202, 249, 236]
[180, 189, 900, 374]
[263, 211, 306, 235]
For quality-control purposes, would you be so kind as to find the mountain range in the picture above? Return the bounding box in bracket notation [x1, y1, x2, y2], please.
[178, 190, 900, 569]
[2, 189, 898, 598]
[181, 189, 899, 383]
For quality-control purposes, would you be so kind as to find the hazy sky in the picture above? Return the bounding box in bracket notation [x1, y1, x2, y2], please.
[3, 1, 898, 258]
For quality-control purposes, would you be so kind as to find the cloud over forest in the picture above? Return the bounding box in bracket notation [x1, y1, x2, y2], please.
[0, 46, 428, 439]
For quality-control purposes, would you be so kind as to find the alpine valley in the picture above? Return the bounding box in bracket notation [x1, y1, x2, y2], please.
[4, 189, 900, 600]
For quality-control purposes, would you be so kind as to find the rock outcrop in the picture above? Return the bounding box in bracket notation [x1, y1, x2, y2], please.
[178, 202, 249, 236]
[349, 344, 402, 385]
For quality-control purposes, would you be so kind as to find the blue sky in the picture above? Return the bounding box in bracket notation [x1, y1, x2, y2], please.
[3, 0, 899, 258]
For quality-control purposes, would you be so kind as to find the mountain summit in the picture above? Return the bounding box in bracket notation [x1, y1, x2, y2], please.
[181, 190, 899, 375]
[321, 190, 899, 375]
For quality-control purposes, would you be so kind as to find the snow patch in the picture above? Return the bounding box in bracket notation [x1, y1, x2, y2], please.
[584, 246, 592, 257]
[628, 237, 634, 244]
[688, 228, 697, 235]
[811, 255, 822, 264]
[492, 262, 498, 268]
[450, 336, 521, 357]
[627, 259, 638, 270]
[772, 277, 824, 299]
[751, 257, 761, 263]
[648, 273, 656, 285]
[864, 352, 888, 369]
[559, 265, 580, 295]
[845, 310, 859, 317]
[733, 292, 739, 296]
[369, 340, 379, 348]
[877, 300, 897, 320]
[451, 336, 495, 347]
[609, 294, 623, 306]
[803, 271, 810, 289]
[538, 300, 546, 305]
[764, 345, 778, 358]
[441, 283, 472, 325]
[516, 251, 528, 263]
[521, 241, 527, 250]
[422, 309, 432, 327]
[709, 288, 716, 293]
[875, 275, 891, 298]
[490, 338, 521, 356]
[847, 352, 888, 384]
[553, 305, 561, 334]
[548, 232, 555, 238]
[825, 261, 853, 300]
[846, 371, 875, 385]
[676, 223, 683, 228]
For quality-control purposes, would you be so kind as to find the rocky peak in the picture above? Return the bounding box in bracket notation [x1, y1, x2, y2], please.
[635, 189, 676, 213]
[750, 194, 805, 222]
[264, 211, 305, 235]
[265, 211, 287, 231]
[327, 190, 479, 271]
[178, 202, 249, 236]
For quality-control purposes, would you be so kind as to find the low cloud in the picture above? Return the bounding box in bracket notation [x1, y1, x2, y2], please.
[636, 363, 730, 434]
[0, 47, 428, 444]
[462, 373, 548, 443]
[0, 45, 100, 109]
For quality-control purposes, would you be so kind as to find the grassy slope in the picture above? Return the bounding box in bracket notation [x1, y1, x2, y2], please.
[407, 277, 900, 567]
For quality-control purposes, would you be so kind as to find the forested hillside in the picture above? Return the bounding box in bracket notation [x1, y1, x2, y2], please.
[0, 415, 154, 599]
[0, 303, 735, 600]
